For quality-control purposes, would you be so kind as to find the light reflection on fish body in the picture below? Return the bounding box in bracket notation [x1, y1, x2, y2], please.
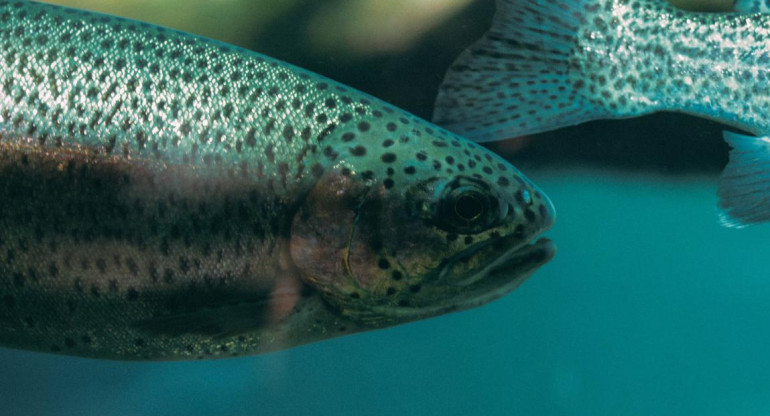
[0, 1, 554, 360]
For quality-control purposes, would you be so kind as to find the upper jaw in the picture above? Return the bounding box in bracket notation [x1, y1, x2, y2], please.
[367, 237, 555, 323]
[439, 229, 551, 287]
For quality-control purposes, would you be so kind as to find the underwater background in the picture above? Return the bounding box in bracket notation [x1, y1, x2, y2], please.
[3, 0, 770, 414]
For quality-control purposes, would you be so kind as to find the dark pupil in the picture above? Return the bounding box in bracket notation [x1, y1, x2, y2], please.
[454, 193, 484, 221]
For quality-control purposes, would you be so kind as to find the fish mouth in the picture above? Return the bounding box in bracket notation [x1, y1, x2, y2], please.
[438, 232, 554, 288]
[370, 236, 555, 321]
[482, 237, 555, 281]
[438, 236, 556, 312]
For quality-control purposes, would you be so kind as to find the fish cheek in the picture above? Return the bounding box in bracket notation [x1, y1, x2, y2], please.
[345, 188, 447, 302]
[289, 171, 369, 297]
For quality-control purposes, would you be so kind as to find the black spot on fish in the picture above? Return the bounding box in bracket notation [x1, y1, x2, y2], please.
[525, 209, 536, 223]
[311, 163, 324, 178]
[3, 295, 15, 308]
[96, 258, 107, 274]
[48, 261, 58, 277]
[283, 126, 294, 142]
[12, 272, 23, 287]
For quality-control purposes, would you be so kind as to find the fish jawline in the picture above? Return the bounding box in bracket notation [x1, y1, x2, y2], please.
[371, 237, 555, 321]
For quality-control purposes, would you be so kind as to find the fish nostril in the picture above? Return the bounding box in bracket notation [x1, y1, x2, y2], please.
[514, 189, 533, 206]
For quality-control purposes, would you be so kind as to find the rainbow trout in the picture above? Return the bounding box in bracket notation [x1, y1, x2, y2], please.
[434, 0, 770, 227]
[0, 1, 555, 360]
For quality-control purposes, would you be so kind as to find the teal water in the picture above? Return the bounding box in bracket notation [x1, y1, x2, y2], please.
[2, 168, 769, 416]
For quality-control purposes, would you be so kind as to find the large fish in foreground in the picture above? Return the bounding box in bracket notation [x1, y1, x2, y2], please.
[434, 0, 770, 227]
[0, 1, 555, 360]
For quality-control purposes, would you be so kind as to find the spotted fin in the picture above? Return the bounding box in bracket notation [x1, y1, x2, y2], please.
[432, 0, 605, 142]
[718, 131, 770, 228]
[733, 0, 770, 13]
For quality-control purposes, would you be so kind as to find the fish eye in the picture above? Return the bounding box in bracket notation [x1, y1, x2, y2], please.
[454, 191, 486, 222]
[433, 178, 503, 234]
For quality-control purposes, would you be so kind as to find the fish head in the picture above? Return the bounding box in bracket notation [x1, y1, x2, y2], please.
[290, 125, 555, 326]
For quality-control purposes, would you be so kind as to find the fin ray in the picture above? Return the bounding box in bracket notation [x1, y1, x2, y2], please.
[718, 131, 770, 227]
[433, 0, 606, 142]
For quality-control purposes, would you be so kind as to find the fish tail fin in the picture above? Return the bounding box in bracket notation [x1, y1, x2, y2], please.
[718, 131, 770, 228]
[433, 0, 611, 142]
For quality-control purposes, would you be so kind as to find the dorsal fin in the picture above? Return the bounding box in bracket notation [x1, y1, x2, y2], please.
[432, 0, 606, 142]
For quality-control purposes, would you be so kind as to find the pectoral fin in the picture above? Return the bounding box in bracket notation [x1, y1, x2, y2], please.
[717, 131, 770, 227]
[132, 298, 272, 340]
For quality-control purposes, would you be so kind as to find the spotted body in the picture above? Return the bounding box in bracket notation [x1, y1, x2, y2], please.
[0, 1, 555, 360]
[434, 0, 770, 227]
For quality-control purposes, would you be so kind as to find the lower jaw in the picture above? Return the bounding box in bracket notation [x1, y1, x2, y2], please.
[488, 237, 556, 277]
[370, 237, 556, 322]
[453, 236, 555, 287]
[453, 237, 556, 309]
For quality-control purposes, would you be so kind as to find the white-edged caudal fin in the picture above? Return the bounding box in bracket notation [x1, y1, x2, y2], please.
[733, 0, 770, 13]
[432, 0, 605, 142]
[718, 131, 770, 228]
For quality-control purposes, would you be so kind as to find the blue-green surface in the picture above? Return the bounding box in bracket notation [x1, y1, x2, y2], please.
[2, 168, 768, 415]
